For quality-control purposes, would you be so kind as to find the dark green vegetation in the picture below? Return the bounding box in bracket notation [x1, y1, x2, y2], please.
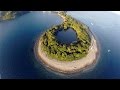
[40, 12, 91, 61]
[0, 11, 30, 21]
[0, 11, 66, 21]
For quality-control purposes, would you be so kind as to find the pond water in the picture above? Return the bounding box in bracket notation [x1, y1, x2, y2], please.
[56, 28, 78, 44]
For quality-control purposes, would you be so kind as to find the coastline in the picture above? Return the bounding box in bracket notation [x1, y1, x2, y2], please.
[34, 12, 100, 74]
[58, 13, 66, 22]
[34, 33, 100, 74]
[0, 12, 31, 22]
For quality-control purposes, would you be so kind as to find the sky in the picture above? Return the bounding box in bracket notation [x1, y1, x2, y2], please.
[110, 11, 120, 15]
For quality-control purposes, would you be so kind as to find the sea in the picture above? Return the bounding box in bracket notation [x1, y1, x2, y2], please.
[0, 11, 120, 79]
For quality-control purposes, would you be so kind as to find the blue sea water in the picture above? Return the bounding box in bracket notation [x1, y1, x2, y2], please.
[0, 11, 120, 79]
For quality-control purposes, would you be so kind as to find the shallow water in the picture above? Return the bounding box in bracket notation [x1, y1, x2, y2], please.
[0, 11, 120, 79]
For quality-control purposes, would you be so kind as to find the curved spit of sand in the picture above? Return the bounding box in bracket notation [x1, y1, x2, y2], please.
[34, 34, 99, 74]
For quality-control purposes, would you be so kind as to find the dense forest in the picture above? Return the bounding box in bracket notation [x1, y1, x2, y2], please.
[40, 12, 91, 61]
[0, 11, 30, 21]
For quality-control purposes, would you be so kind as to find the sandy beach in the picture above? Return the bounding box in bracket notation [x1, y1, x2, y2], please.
[34, 34, 99, 74]
[58, 13, 66, 22]
[34, 12, 99, 74]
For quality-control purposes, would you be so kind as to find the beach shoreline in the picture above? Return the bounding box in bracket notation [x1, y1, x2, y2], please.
[34, 12, 100, 74]
[34, 33, 100, 74]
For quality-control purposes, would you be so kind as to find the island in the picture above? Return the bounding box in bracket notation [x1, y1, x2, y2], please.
[34, 11, 99, 74]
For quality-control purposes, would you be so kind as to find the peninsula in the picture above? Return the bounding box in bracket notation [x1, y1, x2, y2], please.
[34, 11, 99, 74]
[0, 11, 30, 21]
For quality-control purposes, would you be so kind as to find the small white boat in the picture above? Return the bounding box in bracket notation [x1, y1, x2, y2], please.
[91, 23, 94, 25]
[108, 49, 111, 52]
